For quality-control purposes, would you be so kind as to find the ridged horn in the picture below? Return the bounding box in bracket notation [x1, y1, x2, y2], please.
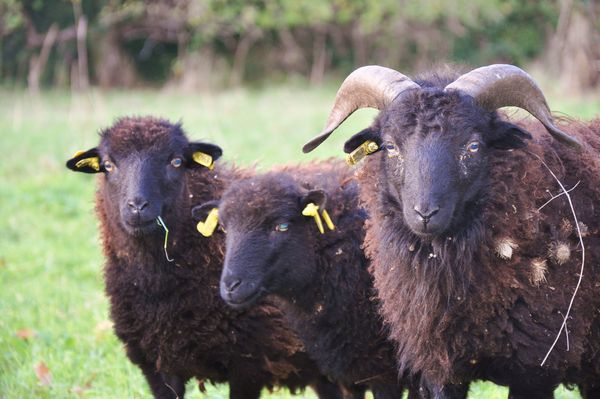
[303, 65, 419, 153]
[445, 64, 581, 149]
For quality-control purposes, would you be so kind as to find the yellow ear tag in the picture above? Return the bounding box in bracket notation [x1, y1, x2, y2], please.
[302, 203, 324, 234]
[73, 150, 100, 171]
[346, 140, 379, 166]
[321, 209, 335, 231]
[193, 151, 215, 170]
[302, 203, 335, 234]
[197, 208, 219, 237]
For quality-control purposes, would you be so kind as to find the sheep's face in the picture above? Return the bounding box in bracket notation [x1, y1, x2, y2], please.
[66, 117, 222, 236]
[201, 175, 322, 309]
[345, 90, 531, 238]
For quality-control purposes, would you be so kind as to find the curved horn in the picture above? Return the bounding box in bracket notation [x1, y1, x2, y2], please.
[445, 64, 581, 149]
[303, 65, 419, 153]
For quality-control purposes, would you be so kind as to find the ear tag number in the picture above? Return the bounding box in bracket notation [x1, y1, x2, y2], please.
[73, 150, 100, 171]
[302, 203, 335, 234]
[197, 208, 219, 237]
[193, 151, 215, 170]
[346, 140, 379, 166]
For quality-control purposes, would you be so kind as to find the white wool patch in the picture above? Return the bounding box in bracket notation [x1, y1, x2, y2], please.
[548, 241, 571, 265]
[579, 222, 590, 237]
[530, 258, 548, 286]
[495, 238, 518, 260]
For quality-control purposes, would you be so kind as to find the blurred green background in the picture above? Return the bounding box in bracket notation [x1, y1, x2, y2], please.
[1, 1, 599, 398]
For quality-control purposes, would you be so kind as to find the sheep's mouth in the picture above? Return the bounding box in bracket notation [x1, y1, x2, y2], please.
[225, 288, 265, 310]
[124, 218, 160, 236]
[407, 223, 445, 239]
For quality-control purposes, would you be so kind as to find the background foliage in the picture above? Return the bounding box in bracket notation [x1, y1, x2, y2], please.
[1, 0, 599, 91]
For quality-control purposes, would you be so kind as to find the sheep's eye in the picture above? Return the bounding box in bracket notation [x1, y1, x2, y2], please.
[275, 223, 289, 232]
[467, 141, 480, 153]
[171, 158, 183, 168]
[384, 142, 399, 157]
[103, 160, 113, 172]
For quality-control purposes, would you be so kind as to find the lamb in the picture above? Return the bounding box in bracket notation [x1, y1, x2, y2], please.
[65, 116, 341, 399]
[191, 161, 413, 399]
[303, 64, 600, 398]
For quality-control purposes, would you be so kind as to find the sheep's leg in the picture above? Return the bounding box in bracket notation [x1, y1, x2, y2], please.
[228, 378, 263, 399]
[405, 382, 429, 399]
[138, 365, 186, 398]
[310, 376, 345, 399]
[341, 384, 366, 399]
[370, 382, 403, 399]
[125, 344, 186, 398]
[507, 384, 555, 399]
[421, 382, 468, 399]
[580, 383, 600, 399]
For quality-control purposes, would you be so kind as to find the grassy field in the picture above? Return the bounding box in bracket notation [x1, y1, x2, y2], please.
[0, 81, 598, 398]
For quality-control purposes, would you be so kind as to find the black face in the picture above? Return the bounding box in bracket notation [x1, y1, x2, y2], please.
[197, 178, 324, 309]
[66, 120, 222, 237]
[345, 90, 531, 238]
[101, 148, 189, 235]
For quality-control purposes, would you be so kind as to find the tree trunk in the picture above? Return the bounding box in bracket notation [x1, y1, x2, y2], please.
[351, 22, 367, 67]
[28, 24, 58, 93]
[546, 0, 600, 93]
[229, 28, 260, 87]
[96, 28, 137, 88]
[73, 1, 89, 90]
[278, 27, 308, 75]
[169, 47, 221, 91]
[310, 25, 328, 86]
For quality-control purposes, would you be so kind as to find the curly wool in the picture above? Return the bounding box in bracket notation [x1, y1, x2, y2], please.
[95, 117, 326, 397]
[221, 160, 405, 395]
[358, 107, 600, 391]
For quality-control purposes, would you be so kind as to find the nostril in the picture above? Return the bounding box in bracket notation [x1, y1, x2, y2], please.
[127, 199, 149, 213]
[413, 205, 440, 221]
[227, 279, 242, 293]
[427, 207, 440, 218]
[127, 200, 138, 213]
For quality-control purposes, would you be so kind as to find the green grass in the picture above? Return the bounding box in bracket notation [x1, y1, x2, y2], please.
[0, 82, 597, 398]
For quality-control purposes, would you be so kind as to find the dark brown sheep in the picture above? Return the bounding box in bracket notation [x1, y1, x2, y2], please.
[303, 65, 600, 398]
[192, 160, 413, 399]
[65, 116, 341, 399]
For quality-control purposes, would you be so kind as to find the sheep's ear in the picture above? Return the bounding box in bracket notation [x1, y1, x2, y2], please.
[192, 200, 221, 237]
[487, 121, 532, 150]
[191, 200, 220, 221]
[301, 189, 327, 209]
[186, 142, 223, 170]
[343, 127, 381, 154]
[300, 189, 336, 233]
[66, 148, 103, 174]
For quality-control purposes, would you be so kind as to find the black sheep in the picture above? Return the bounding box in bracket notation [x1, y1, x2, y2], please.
[303, 65, 600, 398]
[192, 160, 413, 399]
[66, 116, 340, 399]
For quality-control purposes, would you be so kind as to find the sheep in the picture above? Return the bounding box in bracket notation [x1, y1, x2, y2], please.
[191, 160, 413, 399]
[65, 116, 342, 399]
[302, 64, 600, 398]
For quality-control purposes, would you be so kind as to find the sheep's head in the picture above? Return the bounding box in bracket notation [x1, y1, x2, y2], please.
[66, 117, 222, 236]
[192, 173, 326, 309]
[303, 64, 581, 238]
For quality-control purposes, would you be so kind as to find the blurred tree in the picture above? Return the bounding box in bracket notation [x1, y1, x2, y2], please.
[546, 0, 600, 93]
[0, 0, 598, 92]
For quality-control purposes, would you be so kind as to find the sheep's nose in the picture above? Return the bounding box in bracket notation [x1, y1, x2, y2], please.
[414, 205, 440, 224]
[224, 278, 242, 294]
[127, 198, 149, 214]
